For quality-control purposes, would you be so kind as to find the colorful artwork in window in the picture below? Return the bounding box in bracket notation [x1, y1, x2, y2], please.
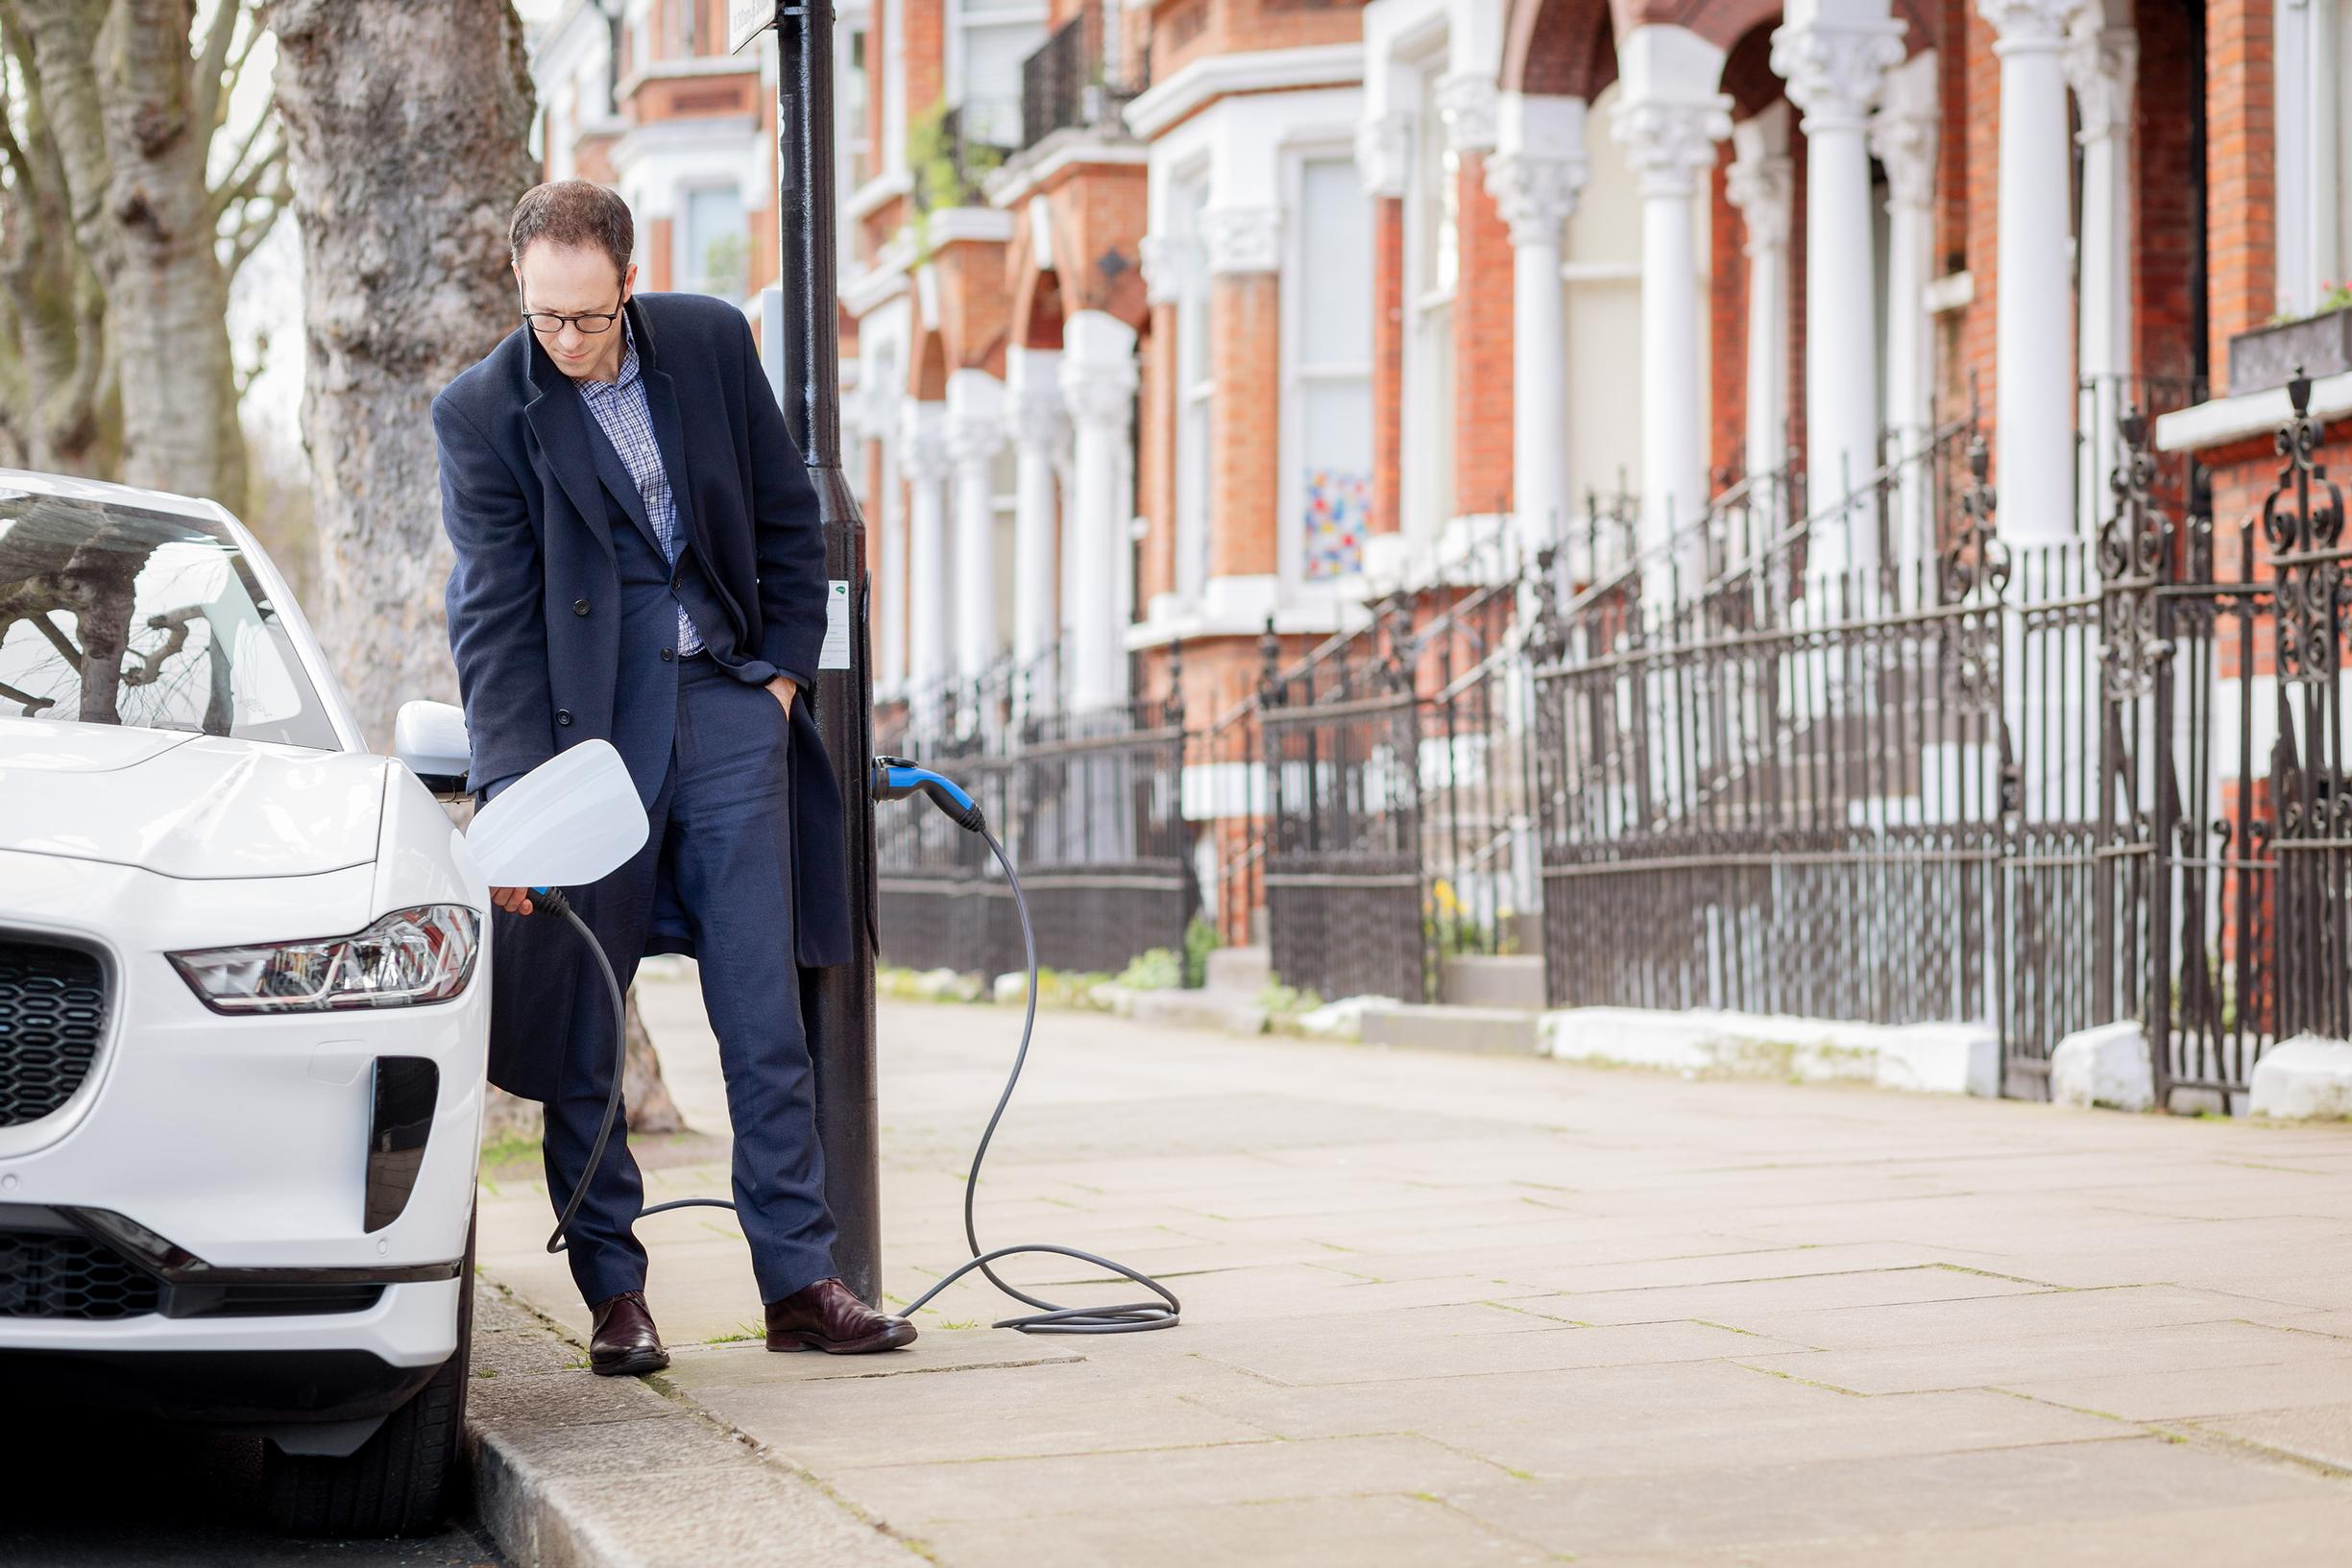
[1303, 469, 1369, 581]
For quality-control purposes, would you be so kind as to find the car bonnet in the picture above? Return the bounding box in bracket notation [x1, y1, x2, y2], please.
[0, 715, 388, 880]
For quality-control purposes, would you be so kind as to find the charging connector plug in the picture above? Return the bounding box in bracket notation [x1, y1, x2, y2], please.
[870, 755, 986, 833]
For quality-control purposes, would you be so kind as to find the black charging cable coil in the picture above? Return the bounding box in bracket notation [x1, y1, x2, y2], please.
[538, 782, 1179, 1336]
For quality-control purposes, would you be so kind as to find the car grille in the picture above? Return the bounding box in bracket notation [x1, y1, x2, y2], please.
[0, 938, 109, 1127]
[0, 1229, 161, 1320]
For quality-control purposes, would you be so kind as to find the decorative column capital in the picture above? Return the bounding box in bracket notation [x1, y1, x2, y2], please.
[1484, 148, 1588, 248]
[1007, 391, 1069, 454]
[1005, 348, 1067, 452]
[899, 402, 952, 481]
[1609, 93, 1733, 200]
[1435, 71, 1499, 155]
[843, 374, 890, 443]
[1977, 0, 2091, 53]
[1724, 146, 1794, 255]
[1201, 205, 1279, 275]
[2063, 24, 2137, 142]
[1057, 313, 1139, 430]
[1769, 17, 1906, 133]
[1137, 231, 1186, 303]
[1355, 109, 1412, 199]
[945, 369, 1006, 469]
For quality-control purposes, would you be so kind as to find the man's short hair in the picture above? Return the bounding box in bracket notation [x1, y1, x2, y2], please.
[509, 180, 635, 277]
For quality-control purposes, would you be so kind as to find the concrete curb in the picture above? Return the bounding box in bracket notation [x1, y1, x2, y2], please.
[1539, 1006, 2001, 1097]
[465, 1284, 923, 1568]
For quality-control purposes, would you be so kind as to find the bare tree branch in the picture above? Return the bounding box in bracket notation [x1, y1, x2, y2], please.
[206, 99, 274, 215]
[191, 0, 245, 134]
[215, 2, 266, 129]
[221, 173, 283, 283]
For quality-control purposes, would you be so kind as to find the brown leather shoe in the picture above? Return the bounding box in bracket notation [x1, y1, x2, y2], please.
[589, 1290, 669, 1376]
[764, 1277, 917, 1354]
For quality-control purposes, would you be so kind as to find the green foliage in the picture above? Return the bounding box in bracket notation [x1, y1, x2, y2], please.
[875, 964, 986, 1003]
[1257, 977, 1323, 1017]
[1117, 947, 1182, 992]
[1182, 917, 1221, 989]
[1032, 966, 1115, 1009]
[905, 97, 1002, 259]
[478, 1130, 543, 1170]
[2268, 283, 2352, 326]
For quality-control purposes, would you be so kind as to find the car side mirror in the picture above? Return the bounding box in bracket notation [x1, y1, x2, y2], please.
[465, 738, 648, 890]
[393, 700, 472, 799]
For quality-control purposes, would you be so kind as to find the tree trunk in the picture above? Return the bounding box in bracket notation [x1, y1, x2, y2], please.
[11, 0, 246, 509]
[0, 23, 110, 475]
[622, 992, 687, 1135]
[269, 12, 690, 1138]
[265, 0, 536, 749]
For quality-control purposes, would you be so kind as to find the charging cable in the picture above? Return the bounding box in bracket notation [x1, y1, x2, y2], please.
[531, 757, 1180, 1336]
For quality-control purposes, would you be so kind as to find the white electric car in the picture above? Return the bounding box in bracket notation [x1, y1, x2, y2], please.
[0, 469, 636, 1535]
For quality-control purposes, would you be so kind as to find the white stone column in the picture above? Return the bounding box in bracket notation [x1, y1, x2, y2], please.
[1058, 310, 1138, 712]
[849, 379, 909, 693]
[1726, 103, 1795, 502]
[1773, 0, 1905, 575]
[1610, 26, 1732, 591]
[2066, 19, 2136, 533]
[899, 399, 952, 696]
[945, 369, 1006, 681]
[1981, 0, 2091, 543]
[1005, 347, 1066, 696]
[1487, 93, 1590, 557]
[1872, 51, 1940, 566]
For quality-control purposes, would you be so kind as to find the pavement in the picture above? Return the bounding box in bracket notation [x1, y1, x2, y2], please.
[473, 972, 2352, 1566]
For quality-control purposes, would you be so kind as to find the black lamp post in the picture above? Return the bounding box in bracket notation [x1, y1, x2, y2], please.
[734, 0, 882, 1305]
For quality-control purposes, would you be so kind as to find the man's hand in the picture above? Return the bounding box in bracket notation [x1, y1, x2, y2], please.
[491, 886, 536, 917]
[766, 674, 797, 717]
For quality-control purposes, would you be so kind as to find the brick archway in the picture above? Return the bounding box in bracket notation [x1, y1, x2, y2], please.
[1501, 0, 1617, 98]
[1503, 0, 1939, 96]
[1005, 211, 1069, 354]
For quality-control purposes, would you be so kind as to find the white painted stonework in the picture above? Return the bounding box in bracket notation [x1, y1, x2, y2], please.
[1540, 1008, 1999, 1097]
[2050, 1020, 2156, 1112]
[1296, 995, 1395, 1043]
[2249, 1036, 2352, 1121]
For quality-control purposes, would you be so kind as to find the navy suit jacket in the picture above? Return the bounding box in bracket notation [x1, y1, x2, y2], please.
[434, 293, 850, 1099]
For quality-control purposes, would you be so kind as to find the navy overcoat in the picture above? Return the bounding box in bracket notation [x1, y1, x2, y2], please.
[433, 292, 851, 1100]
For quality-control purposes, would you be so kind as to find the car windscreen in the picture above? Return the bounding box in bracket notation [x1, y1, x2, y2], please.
[0, 490, 340, 750]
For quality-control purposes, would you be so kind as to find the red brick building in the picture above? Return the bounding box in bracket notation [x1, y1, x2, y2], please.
[532, 0, 2350, 1024]
[531, 0, 2344, 706]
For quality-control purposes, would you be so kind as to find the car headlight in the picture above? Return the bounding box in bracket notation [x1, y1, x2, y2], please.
[169, 905, 480, 1014]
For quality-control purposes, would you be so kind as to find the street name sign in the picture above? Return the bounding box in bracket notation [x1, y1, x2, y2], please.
[728, 0, 775, 52]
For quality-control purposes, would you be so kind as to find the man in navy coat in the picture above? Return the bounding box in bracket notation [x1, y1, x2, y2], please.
[434, 180, 912, 1373]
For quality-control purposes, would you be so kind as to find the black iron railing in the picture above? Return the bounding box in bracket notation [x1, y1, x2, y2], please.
[877, 644, 1191, 980]
[1020, 3, 1138, 152]
[873, 390, 2349, 1110]
[1520, 389, 2352, 1107]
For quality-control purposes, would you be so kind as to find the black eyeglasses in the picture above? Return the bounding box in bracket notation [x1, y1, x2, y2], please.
[521, 303, 623, 335]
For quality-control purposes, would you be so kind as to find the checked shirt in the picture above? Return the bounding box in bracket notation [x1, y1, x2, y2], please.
[575, 316, 704, 657]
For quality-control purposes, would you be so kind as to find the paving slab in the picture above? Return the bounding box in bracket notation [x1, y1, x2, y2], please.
[471, 986, 2352, 1565]
[2189, 1401, 2352, 1471]
[1602, 1499, 2352, 1568]
[1445, 1437, 2341, 1559]
[916, 1495, 1552, 1568]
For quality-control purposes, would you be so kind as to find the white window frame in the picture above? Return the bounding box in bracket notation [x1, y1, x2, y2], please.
[1401, 55, 1457, 545]
[1169, 171, 1213, 605]
[1279, 138, 1377, 595]
[945, 0, 1048, 147]
[675, 181, 748, 299]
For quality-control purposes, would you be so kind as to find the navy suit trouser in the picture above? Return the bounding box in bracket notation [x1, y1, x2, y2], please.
[541, 653, 838, 1306]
